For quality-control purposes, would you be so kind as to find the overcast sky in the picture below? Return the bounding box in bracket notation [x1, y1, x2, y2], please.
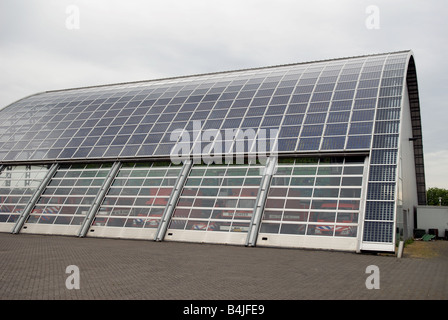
[1, 0, 447, 189]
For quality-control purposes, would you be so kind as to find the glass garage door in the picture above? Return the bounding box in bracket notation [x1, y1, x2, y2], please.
[87, 162, 181, 239]
[0, 165, 50, 232]
[21, 163, 112, 235]
[257, 157, 367, 251]
[165, 162, 264, 245]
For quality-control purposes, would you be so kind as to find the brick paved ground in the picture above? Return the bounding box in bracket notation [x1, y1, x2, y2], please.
[0, 233, 447, 300]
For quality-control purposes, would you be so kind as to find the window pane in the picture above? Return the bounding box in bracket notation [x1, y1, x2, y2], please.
[307, 224, 334, 236]
[260, 223, 280, 234]
[313, 188, 339, 198]
[309, 212, 335, 222]
[283, 211, 308, 222]
[335, 225, 357, 237]
[280, 224, 306, 235]
[342, 177, 363, 186]
[315, 177, 341, 186]
[340, 188, 361, 198]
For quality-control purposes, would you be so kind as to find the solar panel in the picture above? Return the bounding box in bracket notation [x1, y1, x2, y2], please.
[0, 53, 408, 177]
[0, 52, 417, 248]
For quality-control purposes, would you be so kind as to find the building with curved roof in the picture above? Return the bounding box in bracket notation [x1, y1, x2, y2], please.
[0, 50, 425, 252]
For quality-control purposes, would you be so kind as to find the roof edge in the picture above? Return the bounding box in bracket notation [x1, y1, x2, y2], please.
[42, 50, 413, 95]
[405, 52, 427, 205]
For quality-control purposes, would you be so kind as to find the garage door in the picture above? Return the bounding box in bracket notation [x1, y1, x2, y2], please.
[257, 157, 367, 251]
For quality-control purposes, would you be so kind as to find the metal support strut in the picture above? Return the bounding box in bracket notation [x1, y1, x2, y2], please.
[245, 156, 277, 247]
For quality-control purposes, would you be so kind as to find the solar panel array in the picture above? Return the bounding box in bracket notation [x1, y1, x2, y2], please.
[0, 51, 414, 249]
[0, 52, 408, 163]
[363, 52, 409, 243]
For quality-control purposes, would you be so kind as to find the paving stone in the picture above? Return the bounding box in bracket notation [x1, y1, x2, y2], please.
[0, 233, 447, 300]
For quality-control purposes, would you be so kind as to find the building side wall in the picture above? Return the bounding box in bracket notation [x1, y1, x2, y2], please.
[416, 206, 448, 237]
[398, 85, 419, 239]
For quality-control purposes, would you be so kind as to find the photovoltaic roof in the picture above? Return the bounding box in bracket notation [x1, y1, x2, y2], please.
[0, 51, 412, 163]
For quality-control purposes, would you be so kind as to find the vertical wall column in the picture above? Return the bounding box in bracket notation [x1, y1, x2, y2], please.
[12, 163, 59, 234]
[155, 159, 192, 242]
[245, 156, 277, 247]
[78, 161, 121, 237]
